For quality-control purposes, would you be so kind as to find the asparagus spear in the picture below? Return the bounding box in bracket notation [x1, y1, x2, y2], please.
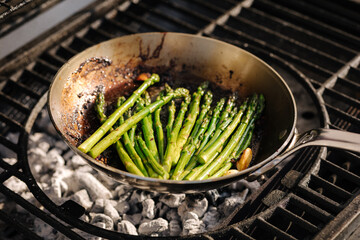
[154, 92, 165, 163]
[114, 141, 145, 177]
[172, 82, 208, 166]
[217, 93, 237, 127]
[116, 101, 149, 177]
[94, 93, 144, 176]
[201, 106, 238, 152]
[126, 109, 136, 144]
[196, 95, 258, 180]
[189, 90, 213, 140]
[184, 152, 220, 180]
[197, 98, 226, 152]
[134, 140, 158, 178]
[166, 100, 176, 146]
[171, 115, 210, 180]
[232, 94, 265, 159]
[136, 136, 169, 179]
[89, 88, 189, 158]
[137, 96, 160, 162]
[210, 161, 232, 178]
[78, 73, 160, 153]
[94, 90, 107, 124]
[197, 96, 252, 164]
[178, 99, 226, 180]
[163, 94, 191, 173]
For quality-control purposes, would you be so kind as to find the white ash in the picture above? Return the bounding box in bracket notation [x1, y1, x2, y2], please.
[117, 220, 138, 235]
[141, 199, 156, 219]
[22, 118, 260, 238]
[138, 218, 168, 235]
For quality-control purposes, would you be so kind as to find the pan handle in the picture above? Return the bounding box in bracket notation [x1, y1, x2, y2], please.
[247, 128, 360, 181]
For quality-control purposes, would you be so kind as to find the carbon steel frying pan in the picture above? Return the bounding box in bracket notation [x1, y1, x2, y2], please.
[48, 32, 360, 193]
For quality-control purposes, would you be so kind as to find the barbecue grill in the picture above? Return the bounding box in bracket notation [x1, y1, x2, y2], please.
[0, 0, 359, 239]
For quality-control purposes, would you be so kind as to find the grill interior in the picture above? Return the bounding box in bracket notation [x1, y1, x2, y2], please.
[0, 0, 359, 239]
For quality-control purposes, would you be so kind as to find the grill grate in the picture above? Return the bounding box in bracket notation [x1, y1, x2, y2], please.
[0, 0, 62, 37]
[0, 0, 359, 239]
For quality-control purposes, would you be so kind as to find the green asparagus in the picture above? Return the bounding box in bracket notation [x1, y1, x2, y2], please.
[154, 92, 165, 163]
[88, 87, 189, 158]
[163, 93, 191, 173]
[94, 93, 144, 176]
[78, 73, 160, 153]
[136, 136, 169, 179]
[196, 94, 258, 180]
[172, 82, 208, 166]
[197, 98, 226, 152]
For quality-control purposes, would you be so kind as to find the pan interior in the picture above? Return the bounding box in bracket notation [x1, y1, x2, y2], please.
[48, 32, 296, 180]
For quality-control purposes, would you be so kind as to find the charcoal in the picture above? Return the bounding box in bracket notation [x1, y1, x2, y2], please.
[55, 140, 69, 151]
[117, 220, 138, 235]
[178, 194, 208, 218]
[182, 212, 198, 222]
[169, 220, 182, 236]
[46, 149, 65, 169]
[203, 206, 220, 230]
[156, 202, 166, 218]
[115, 201, 130, 215]
[97, 172, 118, 189]
[104, 200, 121, 222]
[218, 189, 248, 216]
[138, 218, 168, 235]
[92, 199, 105, 213]
[229, 179, 260, 193]
[182, 218, 205, 235]
[123, 213, 143, 226]
[75, 172, 112, 200]
[71, 189, 93, 211]
[62, 150, 75, 161]
[205, 189, 220, 206]
[159, 194, 185, 208]
[142, 199, 156, 219]
[115, 185, 133, 201]
[166, 209, 181, 222]
[33, 218, 57, 239]
[70, 155, 87, 168]
[4, 176, 28, 193]
[90, 213, 113, 230]
[130, 190, 148, 204]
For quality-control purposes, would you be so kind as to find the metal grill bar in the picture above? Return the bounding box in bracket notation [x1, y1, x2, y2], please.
[310, 174, 353, 203]
[320, 158, 360, 187]
[325, 104, 360, 126]
[257, 217, 297, 240]
[270, 0, 360, 36]
[0, 112, 25, 131]
[0, 136, 17, 152]
[0, 93, 30, 115]
[252, 0, 360, 50]
[0, 209, 42, 240]
[277, 207, 319, 233]
[238, 7, 356, 61]
[210, 25, 334, 82]
[0, 185, 84, 240]
[287, 194, 333, 224]
[297, 185, 343, 214]
[226, 16, 346, 71]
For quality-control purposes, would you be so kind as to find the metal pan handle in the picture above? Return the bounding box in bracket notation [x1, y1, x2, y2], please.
[247, 128, 360, 181]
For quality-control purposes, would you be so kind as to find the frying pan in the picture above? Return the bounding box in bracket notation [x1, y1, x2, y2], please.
[48, 32, 360, 193]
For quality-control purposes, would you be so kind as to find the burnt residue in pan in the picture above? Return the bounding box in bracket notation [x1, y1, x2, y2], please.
[139, 32, 166, 62]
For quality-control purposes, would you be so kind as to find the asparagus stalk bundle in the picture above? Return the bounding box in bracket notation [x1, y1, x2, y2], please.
[78, 73, 160, 153]
[78, 73, 265, 180]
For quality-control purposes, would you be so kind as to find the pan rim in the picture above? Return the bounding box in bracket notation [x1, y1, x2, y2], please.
[47, 32, 297, 188]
